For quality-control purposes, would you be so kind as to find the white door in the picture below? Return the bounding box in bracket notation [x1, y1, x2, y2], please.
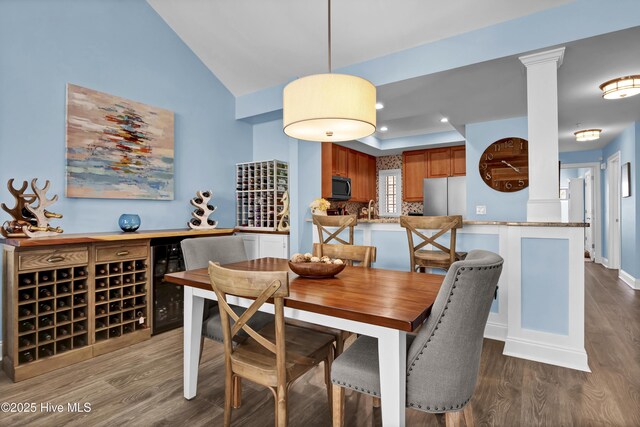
[259, 234, 289, 259]
[239, 234, 260, 260]
[607, 153, 621, 269]
[568, 178, 584, 223]
[583, 169, 594, 260]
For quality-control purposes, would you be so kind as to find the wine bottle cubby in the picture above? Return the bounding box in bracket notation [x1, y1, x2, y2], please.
[236, 159, 288, 230]
[3, 241, 151, 381]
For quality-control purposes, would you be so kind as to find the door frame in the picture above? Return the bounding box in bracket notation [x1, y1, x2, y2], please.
[606, 152, 621, 270]
[583, 169, 594, 261]
[560, 162, 602, 265]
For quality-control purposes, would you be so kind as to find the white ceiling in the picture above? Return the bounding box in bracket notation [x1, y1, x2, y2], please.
[147, 0, 571, 96]
[374, 26, 640, 152]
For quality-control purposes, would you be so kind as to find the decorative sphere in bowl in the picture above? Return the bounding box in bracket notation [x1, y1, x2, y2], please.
[288, 260, 346, 279]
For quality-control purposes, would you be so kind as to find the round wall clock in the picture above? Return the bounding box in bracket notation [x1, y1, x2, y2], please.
[478, 137, 529, 192]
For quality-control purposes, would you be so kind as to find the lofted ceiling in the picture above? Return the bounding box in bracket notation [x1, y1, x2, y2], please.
[147, 0, 572, 96]
[147, 0, 639, 154]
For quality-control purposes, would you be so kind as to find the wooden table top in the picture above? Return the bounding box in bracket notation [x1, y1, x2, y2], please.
[164, 257, 443, 332]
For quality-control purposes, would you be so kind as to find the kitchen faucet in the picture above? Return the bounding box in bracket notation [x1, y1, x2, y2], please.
[368, 199, 374, 220]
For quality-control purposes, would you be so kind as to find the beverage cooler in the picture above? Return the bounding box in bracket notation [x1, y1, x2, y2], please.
[151, 242, 185, 334]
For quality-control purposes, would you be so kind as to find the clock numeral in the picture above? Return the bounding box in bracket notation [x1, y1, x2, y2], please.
[485, 172, 492, 180]
[481, 163, 487, 170]
[505, 140, 514, 148]
[494, 145, 501, 152]
[518, 180, 525, 187]
[520, 141, 524, 149]
[485, 153, 494, 161]
[505, 182, 513, 190]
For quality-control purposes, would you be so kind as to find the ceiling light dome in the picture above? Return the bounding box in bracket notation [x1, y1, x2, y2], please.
[574, 129, 601, 142]
[283, 74, 376, 142]
[599, 75, 640, 99]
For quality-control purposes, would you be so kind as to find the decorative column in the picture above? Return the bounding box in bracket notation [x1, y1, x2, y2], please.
[519, 47, 565, 222]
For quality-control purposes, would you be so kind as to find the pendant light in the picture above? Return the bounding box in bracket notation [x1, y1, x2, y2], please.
[283, 0, 376, 142]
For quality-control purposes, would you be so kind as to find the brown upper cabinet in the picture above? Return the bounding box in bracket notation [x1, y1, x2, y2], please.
[322, 142, 376, 202]
[402, 146, 466, 201]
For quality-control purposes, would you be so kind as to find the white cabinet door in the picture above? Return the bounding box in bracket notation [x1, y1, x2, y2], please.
[239, 234, 260, 260]
[258, 234, 289, 259]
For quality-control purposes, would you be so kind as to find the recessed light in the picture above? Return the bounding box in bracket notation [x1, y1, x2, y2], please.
[375, 102, 384, 110]
[440, 117, 449, 123]
[379, 126, 388, 132]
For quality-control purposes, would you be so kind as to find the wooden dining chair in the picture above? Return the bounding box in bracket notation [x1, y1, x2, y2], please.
[400, 215, 466, 272]
[208, 262, 335, 427]
[330, 250, 504, 427]
[313, 243, 376, 267]
[313, 214, 358, 245]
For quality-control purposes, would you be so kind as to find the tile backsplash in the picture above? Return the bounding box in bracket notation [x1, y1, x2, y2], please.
[377, 155, 423, 215]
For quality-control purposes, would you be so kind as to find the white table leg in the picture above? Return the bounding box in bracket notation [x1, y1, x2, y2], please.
[378, 328, 407, 427]
[184, 286, 204, 400]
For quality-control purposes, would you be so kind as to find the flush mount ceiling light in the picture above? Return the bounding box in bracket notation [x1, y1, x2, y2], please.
[283, 0, 376, 142]
[574, 129, 601, 142]
[599, 75, 640, 99]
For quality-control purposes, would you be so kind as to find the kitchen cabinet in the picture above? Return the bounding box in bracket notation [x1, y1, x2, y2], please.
[403, 146, 466, 201]
[321, 142, 376, 202]
[451, 146, 466, 176]
[403, 150, 427, 202]
[426, 148, 451, 178]
[238, 232, 289, 259]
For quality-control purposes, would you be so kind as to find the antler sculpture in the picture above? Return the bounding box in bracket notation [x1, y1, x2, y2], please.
[0, 178, 63, 238]
[188, 190, 218, 230]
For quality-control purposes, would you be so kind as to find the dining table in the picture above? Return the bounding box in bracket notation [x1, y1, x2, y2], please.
[164, 257, 443, 427]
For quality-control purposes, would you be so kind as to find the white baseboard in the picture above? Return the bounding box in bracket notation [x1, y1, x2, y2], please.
[599, 257, 610, 268]
[595, 256, 606, 266]
[484, 321, 507, 342]
[504, 336, 590, 372]
[619, 270, 639, 290]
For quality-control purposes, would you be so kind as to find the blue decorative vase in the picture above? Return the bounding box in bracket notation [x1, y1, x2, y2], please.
[119, 214, 141, 232]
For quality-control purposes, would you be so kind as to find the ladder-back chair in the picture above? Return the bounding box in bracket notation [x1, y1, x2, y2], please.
[400, 215, 466, 272]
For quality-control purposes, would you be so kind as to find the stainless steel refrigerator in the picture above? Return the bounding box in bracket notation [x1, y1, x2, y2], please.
[423, 177, 466, 216]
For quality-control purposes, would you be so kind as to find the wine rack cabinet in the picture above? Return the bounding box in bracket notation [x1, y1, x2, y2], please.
[2, 241, 151, 381]
[236, 159, 288, 230]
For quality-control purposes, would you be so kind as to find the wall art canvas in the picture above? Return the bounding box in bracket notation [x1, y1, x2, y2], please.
[66, 84, 174, 200]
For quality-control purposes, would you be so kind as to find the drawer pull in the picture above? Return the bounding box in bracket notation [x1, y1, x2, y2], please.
[46, 256, 65, 263]
[116, 251, 130, 256]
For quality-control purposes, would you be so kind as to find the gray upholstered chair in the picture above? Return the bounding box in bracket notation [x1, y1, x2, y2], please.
[180, 236, 273, 344]
[330, 250, 503, 426]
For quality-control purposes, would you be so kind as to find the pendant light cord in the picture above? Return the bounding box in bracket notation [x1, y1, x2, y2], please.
[328, 0, 332, 73]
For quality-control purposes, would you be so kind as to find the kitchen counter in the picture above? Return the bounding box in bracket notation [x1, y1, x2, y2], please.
[311, 217, 589, 227]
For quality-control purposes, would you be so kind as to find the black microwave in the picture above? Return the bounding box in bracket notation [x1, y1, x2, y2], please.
[331, 176, 351, 201]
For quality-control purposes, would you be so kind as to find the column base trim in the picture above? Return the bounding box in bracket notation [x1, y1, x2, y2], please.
[504, 336, 590, 372]
[484, 321, 507, 342]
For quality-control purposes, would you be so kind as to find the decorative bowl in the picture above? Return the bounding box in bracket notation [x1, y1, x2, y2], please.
[288, 261, 346, 279]
[119, 214, 141, 232]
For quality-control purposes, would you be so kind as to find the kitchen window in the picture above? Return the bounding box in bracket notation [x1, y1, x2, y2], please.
[378, 169, 402, 217]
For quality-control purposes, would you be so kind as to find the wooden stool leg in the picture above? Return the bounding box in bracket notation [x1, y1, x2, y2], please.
[276, 388, 288, 427]
[232, 376, 242, 408]
[223, 372, 233, 427]
[463, 403, 475, 427]
[445, 410, 462, 427]
[332, 385, 345, 427]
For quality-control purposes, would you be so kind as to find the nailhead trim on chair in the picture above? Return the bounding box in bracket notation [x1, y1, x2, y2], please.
[406, 261, 502, 411]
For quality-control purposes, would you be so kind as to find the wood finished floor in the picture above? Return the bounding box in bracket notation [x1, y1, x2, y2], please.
[0, 262, 638, 426]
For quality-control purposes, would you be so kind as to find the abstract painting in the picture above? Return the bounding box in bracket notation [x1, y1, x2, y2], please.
[66, 84, 174, 200]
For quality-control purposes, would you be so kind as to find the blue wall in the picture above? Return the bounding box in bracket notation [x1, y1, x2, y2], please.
[0, 0, 253, 342]
[465, 117, 529, 221]
[602, 123, 637, 277]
